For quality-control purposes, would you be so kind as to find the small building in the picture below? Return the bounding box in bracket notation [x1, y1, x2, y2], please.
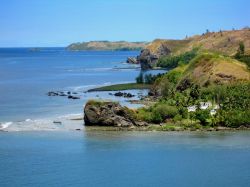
[187, 105, 197, 112]
[210, 109, 217, 115]
[199, 102, 212, 110]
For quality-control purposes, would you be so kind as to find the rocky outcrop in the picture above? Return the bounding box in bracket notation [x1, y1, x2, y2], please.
[84, 101, 136, 127]
[126, 57, 138, 64]
[47, 91, 80, 99]
[114, 92, 135, 98]
[137, 49, 158, 70]
[84, 101, 147, 127]
[137, 44, 171, 70]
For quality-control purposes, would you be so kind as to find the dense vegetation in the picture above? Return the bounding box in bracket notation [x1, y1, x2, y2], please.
[136, 73, 164, 84]
[234, 42, 250, 68]
[157, 48, 198, 68]
[133, 50, 250, 129]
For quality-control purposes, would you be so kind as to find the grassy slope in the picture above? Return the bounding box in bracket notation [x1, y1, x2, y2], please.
[146, 39, 191, 55]
[145, 29, 250, 56]
[67, 41, 148, 51]
[182, 53, 250, 86]
[87, 83, 151, 92]
[152, 52, 250, 93]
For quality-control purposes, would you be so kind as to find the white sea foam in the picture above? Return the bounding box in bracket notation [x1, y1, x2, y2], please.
[0, 112, 84, 132]
[66, 67, 113, 72]
[0, 122, 13, 129]
[66, 85, 99, 92]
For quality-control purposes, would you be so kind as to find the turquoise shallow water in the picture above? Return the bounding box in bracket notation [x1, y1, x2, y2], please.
[0, 131, 250, 187]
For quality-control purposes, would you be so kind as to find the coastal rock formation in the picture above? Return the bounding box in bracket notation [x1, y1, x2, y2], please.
[137, 44, 171, 70]
[136, 29, 250, 70]
[126, 57, 138, 64]
[114, 92, 135, 98]
[84, 101, 137, 127]
[47, 91, 80, 99]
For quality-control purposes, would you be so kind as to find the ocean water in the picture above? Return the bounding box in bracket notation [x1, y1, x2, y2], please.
[1, 48, 250, 187]
[0, 48, 165, 131]
[0, 131, 250, 187]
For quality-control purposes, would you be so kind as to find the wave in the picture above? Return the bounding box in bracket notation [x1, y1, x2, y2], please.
[66, 82, 112, 92]
[0, 122, 13, 130]
[66, 84, 100, 92]
[0, 113, 84, 132]
[66, 67, 114, 72]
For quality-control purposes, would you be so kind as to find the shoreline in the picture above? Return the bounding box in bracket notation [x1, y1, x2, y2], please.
[1, 125, 250, 133]
[84, 125, 250, 132]
[87, 83, 152, 92]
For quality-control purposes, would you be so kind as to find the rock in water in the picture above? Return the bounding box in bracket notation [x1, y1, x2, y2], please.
[84, 101, 136, 127]
[126, 57, 138, 64]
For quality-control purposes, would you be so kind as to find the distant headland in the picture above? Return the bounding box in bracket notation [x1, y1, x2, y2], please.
[67, 41, 148, 51]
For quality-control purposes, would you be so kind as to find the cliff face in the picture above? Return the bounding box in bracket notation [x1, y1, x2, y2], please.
[67, 41, 148, 51]
[137, 40, 175, 69]
[138, 29, 250, 69]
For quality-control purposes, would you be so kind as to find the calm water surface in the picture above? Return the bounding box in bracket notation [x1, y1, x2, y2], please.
[0, 131, 250, 187]
[0, 48, 165, 130]
[1, 48, 249, 187]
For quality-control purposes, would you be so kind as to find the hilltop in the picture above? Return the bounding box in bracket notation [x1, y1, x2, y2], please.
[137, 28, 250, 69]
[151, 52, 250, 95]
[84, 29, 250, 129]
[67, 41, 148, 51]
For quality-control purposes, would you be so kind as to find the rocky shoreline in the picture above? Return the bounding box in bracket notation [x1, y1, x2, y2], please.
[84, 125, 250, 132]
[83, 100, 250, 132]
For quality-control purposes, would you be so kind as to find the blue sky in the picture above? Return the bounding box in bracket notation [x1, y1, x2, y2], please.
[0, 0, 249, 47]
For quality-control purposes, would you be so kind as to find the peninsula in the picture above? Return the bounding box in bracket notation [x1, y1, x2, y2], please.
[84, 28, 250, 131]
[67, 41, 148, 51]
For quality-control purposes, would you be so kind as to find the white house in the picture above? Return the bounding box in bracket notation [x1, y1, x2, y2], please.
[187, 101, 219, 114]
[210, 109, 217, 115]
[199, 102, 212, 110]
[187, 105, 197, 112]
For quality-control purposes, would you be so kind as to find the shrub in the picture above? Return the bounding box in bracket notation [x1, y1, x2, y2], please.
[144, 73, 164, 84]
[136, 72, 144, 84]
[135, 108, 153, 122]
[195, 109, 211, 125]
[217, 110, 250, 128]
[235, 55, 250, 68]
[178, 106, 188, 118]
[136, 72, 164, 84]
[153, 104, 178, 119]
[157, 48, 198, 69]
[173, 114, 183, 122]
[166, 69, 182, 84]
[151, 112, 163, 124]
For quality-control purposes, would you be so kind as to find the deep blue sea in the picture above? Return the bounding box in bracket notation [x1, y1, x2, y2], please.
[0, 131, 250, 187]
[0, 48, 250, 187]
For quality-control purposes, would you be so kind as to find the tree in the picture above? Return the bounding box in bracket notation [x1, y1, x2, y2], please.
[235, 42, 245, 59]
[219, 30, 223, 36]
[136, 72, 144, 84]
[195, 109, 210, 125]
[239, 42, 245, 55]
[190, 85, 200, 100]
